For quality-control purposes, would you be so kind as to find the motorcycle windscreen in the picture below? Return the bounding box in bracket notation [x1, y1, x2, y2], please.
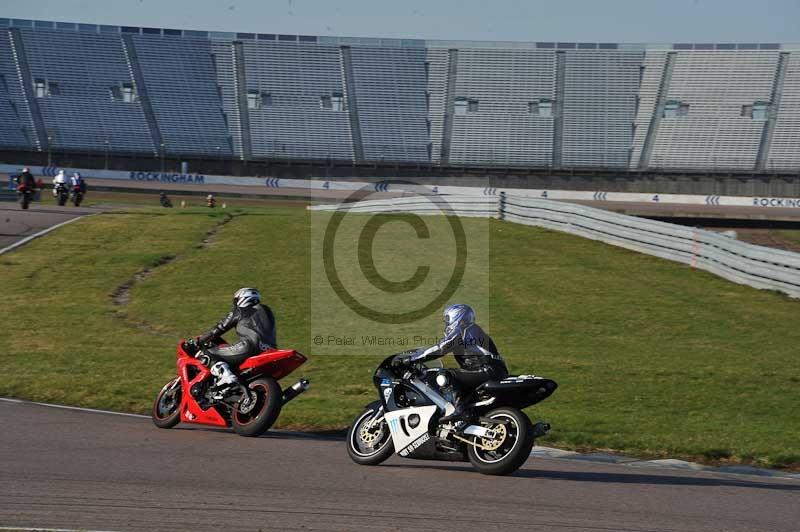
[384, 405, 438, 457]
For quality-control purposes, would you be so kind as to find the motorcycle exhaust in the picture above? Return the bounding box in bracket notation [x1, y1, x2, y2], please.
[532, 421, 551, 438]
[282, 379, 310, 404]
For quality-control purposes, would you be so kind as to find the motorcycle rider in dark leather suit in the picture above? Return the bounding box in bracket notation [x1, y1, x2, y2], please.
[405, 304, 508, 422]
[197, 287, 277, 388]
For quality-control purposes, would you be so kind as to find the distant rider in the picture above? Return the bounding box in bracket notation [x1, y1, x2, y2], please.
[52, 169, 67, 196]
[403, 304, 508, 423]
[70, 172, 86, 192]
[17, 167, 37, 190]
[196, 288, 277, 388]
[159, 191, 172, 208]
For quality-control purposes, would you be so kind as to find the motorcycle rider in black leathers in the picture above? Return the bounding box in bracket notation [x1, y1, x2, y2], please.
[404, 304, 508, 422]
[16, 167, 37, 190]
[197, 287, 277, 389]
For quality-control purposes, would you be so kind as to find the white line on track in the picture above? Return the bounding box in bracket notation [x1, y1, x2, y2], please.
[0, 397, 148, 419]
[0, 214, 89, 255]
[0, 527, 119, 532]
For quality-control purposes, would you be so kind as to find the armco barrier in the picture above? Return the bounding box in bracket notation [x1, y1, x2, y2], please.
[310, 194, 800, 299]
[3, 163, 800, 211]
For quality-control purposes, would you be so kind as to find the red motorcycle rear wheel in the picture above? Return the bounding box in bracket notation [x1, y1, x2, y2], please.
[231, 377, 282, 437]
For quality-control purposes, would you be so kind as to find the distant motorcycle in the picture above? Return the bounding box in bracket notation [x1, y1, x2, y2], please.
[16, 183, 33, 210]
[70, 184, 84, 207]
[346, 350, 557, 475]
[159, 193, 173, 208]
[54, 183, 69, 206]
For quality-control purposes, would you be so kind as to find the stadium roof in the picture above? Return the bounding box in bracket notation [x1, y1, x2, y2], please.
[2, 17, 798, 51]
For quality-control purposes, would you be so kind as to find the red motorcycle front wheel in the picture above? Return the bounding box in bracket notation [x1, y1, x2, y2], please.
[152, 377, 182, 428]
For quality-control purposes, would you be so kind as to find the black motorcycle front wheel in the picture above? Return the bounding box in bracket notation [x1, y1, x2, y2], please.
[152, 377, 182, 428]
[346, 401, 394, 466]
[466, 407, 534, 476]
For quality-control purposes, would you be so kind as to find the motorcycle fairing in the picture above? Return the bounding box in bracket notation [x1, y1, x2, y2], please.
[476, 375, 558, 409]
[384, 405, 438, 456]
[176, 355, 228, 427]
[238, 349, 306, 380]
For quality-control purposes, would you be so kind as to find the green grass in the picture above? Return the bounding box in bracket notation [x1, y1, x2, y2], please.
[0, 202, 798, 469]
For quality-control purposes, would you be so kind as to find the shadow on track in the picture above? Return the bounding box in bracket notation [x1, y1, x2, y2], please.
[381, 463, 800, 491]
[171, 425, 346, 441]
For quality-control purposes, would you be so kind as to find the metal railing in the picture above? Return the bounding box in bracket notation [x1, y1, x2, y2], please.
[310, 193, 800, 298]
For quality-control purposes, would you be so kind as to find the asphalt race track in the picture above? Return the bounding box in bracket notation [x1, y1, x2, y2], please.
[0, 401, 797, 532]
[0, 203, 98, 249]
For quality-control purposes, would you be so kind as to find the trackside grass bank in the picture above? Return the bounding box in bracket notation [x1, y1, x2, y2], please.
[0, 204, 798, 469]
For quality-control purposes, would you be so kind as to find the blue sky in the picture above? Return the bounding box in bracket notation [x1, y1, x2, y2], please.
[4, 0, 800, 42]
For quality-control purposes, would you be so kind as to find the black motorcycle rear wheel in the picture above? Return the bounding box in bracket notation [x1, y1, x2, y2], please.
[152, 377, 181, 428]
[466, 407, 534, 476]
[231, 377, 282, 437]
[346, 401, 394, 466]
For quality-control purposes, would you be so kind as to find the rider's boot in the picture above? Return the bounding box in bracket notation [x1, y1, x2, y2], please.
[210, 361, 239, 387]
[439, 392, 467, 424]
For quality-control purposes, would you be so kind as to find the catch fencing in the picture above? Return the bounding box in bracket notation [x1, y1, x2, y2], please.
[310, 194, 800, 299]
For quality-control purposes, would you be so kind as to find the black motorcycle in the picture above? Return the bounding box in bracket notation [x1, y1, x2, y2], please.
[54, 183, 69, 206]
[346, 350, 557, 475]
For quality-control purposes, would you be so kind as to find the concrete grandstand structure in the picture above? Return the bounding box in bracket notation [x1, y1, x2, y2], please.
[0, 18, 799, 173]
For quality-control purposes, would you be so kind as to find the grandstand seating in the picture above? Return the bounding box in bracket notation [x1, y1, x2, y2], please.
[768, 52, 800, 170]
[18, 26, 154, 154]
[0, 18, 798, 172]
[349, 46, 429, 162]
[235, 40, 353, 160]
[561, 50, 644, 167]
[132, 34, 232, 157]
[0, 32, 36, 149]
[448, 48, 556, 167]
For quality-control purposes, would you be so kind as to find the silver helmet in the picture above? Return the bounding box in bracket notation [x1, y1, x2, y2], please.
[443, 304, 475, 336]
[233, 287, 261, 308]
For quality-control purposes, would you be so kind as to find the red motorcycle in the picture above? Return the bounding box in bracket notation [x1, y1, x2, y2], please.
[17, 183, 33, 209]
[152, 339, 309, 437]
[70, 183, 84, 206]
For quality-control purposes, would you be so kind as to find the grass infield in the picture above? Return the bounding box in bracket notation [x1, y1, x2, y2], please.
[0, 201, 798, 470]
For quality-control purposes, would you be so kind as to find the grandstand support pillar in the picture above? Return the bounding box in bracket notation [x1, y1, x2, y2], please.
[551, 51, 567, 169]
[340, 46, 364, 163]
[756, 52, 790, 171]
[9, 28, 47, 152]
[121, 34, 163, 157]
[638, 51, 676, 169]
[232, 41, 253, 162]
[440, 49, 459, 166]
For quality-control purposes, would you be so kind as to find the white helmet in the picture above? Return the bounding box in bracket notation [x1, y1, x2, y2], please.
[233, 287, 261, 308]
[443, 304, 475, 336]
